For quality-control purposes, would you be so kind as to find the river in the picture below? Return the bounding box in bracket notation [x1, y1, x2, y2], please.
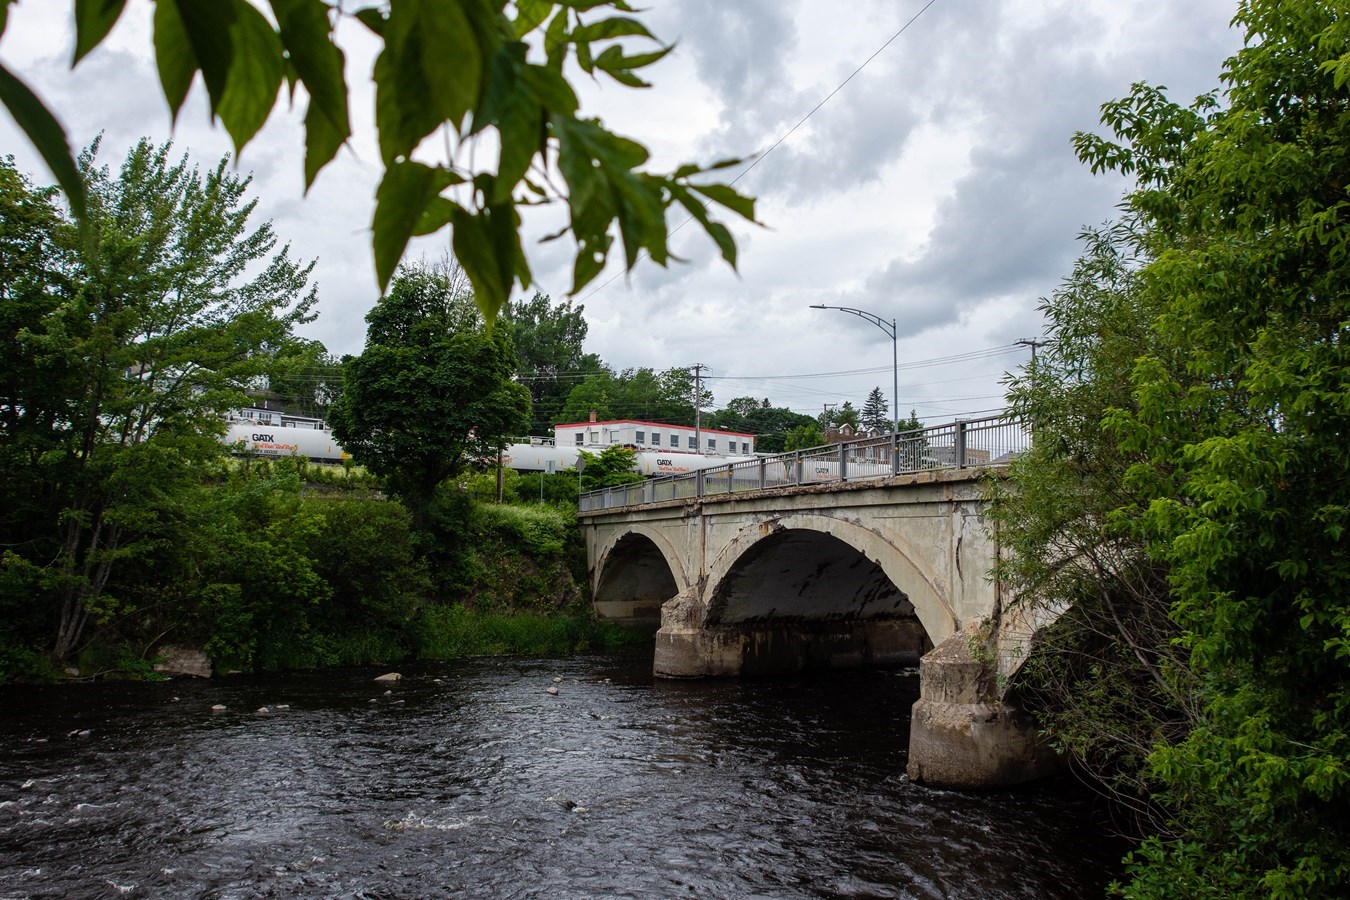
[1, 651, 1124, 898]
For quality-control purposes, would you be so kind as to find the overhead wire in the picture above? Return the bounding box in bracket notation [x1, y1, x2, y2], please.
[577, 0, 943, 305]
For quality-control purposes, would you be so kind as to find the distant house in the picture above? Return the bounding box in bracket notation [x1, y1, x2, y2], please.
[553, 412, 755, 456]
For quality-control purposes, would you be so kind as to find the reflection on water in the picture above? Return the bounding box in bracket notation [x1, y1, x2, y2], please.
[0, 651, 1123, 898]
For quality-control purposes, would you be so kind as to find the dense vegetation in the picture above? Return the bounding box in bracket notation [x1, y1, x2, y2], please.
[995, 1, 1350, 895]
[0, 143, 636, 683]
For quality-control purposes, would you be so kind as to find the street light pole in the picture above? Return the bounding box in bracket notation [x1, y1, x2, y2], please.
[810, 304, 900, 436]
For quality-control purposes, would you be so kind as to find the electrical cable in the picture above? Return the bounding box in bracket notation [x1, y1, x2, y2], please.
[578, 0, 942, 304]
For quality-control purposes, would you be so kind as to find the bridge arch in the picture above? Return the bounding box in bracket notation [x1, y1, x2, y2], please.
[702, 513, 958, 646]
[592, 525, 689, 628]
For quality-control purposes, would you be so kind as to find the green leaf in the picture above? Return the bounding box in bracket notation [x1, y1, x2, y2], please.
[173, 0, 239, 111]
[352, 6, 387, 36]
[269, 0, 351, 186]
[513, 0, 552, 38]
[73, 0, 127, 65]
[690, 182, 756, 222]
[302, 96, 347, 190]
[372, 161, 453, 291]
[571, 234, 609, 293]
[152, 0, 196, 122]
[572, 15, 653, 42]
[374, 0, 484, 165]
[559, 1, 636, 14]
[451, 203, 519, 324]
[413, 195, 458, 236]
[605, 44, 673, 71]
[217, 3, 284, 153]
[670, 182, 736, 266]
[519, 64, 578, 114]
[0, 61, 87, 218]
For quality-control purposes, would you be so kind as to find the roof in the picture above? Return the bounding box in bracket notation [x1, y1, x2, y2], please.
[553, 419, 756, 439]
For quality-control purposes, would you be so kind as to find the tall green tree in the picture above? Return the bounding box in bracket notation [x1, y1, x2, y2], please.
[1001, 1, 1350, 893]
[0, 139, 318, 661]
[556, 365, 711, 426]
[822, 400, 860, 431]
[860, 386, 889, 432]
[328, 263, 530, 527]
[705, 396, 816, 453]
[0, 1, 756, 320]
[503, 291, 599, 435]
[263, 337, 344, 420]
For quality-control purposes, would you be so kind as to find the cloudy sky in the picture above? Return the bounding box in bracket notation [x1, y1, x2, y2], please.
[0, 1, 1243, 425]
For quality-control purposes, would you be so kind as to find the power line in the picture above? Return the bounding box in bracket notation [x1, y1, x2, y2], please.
[702, 344, 1022, 381]
[579, 0, 942, 304]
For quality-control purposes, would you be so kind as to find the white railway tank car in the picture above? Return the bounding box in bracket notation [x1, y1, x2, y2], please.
[223, 420, 351, 463]
[500, 440, 756, 475]
[222, 413, 755, 474]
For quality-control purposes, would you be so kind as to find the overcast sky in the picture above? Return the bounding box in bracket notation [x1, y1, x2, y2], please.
[0, 1, 1243, 424]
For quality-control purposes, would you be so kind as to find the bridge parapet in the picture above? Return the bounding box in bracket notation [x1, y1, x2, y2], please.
[579, 414, 1027, 513]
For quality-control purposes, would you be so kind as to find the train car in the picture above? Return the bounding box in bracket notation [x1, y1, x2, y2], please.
[223, 420, 351, 463]
[499, 440, 756, 476]
[222, 419, 756, 474]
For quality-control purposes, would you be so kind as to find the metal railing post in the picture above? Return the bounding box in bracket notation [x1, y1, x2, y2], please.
[891, 432, 899, 476]
[838, 442, 848, 481]
[955, 419, 968, 468]
[758, 458, 767, 490]
[696, 469, 704, 498]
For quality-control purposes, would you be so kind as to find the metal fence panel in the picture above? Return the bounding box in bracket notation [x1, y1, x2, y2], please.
[578, 413, 1023, 510]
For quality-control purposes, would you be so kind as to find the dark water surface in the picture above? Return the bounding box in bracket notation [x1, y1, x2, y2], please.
[1, 652, 1123, 898]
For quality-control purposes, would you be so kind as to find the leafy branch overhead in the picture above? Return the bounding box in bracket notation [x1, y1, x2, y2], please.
[3, 0, 757, 321]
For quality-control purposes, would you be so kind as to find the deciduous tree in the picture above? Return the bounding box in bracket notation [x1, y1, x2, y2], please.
[0, 139, 318, 661]
[1000, 1, 1350, 892]
[328, 263, 531, 527]
[503, 292, 597, 435]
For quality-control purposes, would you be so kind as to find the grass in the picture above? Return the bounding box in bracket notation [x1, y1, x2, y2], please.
[414, 604, 648, 660]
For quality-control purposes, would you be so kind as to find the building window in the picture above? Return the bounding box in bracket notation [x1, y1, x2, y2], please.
[574, 433, 583, 445]
[651, 433, 660, 446]
[636, 431, 645, 444]
[742, 442, 749, 454]
[687, 435, 696, 449]
[707, 438, 716, 450]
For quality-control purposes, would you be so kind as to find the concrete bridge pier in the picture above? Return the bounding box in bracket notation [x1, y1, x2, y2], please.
[905, 623, 1060, 789]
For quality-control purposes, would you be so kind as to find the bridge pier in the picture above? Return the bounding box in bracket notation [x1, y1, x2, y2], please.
[905, 624, 1060, 789]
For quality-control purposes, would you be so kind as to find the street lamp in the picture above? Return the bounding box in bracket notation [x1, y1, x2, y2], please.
[810, 304, 899, 436]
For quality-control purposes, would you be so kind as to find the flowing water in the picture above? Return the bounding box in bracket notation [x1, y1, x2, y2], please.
[0, 651, 1124, 898]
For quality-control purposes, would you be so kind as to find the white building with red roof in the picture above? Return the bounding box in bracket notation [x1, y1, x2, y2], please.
[554, 413, 755, 456]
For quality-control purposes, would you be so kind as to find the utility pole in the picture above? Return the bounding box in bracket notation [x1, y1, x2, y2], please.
[690, 363, 706, 451]
[1015, 338, 1046, 366]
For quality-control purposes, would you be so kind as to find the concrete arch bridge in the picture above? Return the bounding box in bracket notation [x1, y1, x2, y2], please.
[577, 417, 1060, 789]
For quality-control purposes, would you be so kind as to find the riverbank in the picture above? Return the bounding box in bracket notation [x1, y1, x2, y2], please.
[1, 458, 620, 684]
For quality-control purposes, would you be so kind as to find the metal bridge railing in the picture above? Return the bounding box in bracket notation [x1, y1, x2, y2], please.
[578, 413, 1027, 512]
